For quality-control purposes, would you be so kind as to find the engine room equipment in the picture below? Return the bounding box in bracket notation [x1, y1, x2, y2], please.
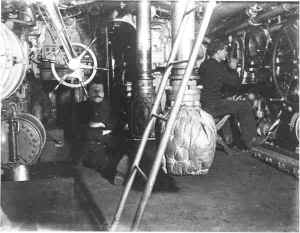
[50, 42, 98, 89]
[110, 0, 216, 230]
[0, 23, 27, 99]
[272, 23, 299, 99]
[12, 164, 30, 181]
[1, 112, 46, 166]
[244, 27, 272, 84]
[227, 35, 245, 81]
[131, 0, 155, 138]
[252, 145, 298, 177]
[38, 1, 98, 89]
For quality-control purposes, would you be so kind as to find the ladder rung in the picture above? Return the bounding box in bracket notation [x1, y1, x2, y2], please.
[168, 59, 189, 66]
[152, 113, 168, 121]
[184, 6, 198, 16]
[135, 165, 148, 181]
[128, 137, 156, 141]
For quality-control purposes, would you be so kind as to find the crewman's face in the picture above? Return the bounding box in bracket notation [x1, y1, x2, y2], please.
[217, 46, 228, 61]
[89, 83, 105, 103]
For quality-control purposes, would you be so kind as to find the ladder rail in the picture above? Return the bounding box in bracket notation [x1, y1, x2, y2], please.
[131, 0, 217, 230]
[110, 0, 217, 231]
[150, 6, 197, 118]
[109, 1, 193, 230]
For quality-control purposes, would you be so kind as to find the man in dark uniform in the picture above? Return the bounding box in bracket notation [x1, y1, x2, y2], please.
[73, 79, 128, 183]
[198, 38, 265, 149]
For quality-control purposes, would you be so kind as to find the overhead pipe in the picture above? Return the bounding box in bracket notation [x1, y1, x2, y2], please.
[225, 3, 298, 35]
[208, 2, 255, 34]
[71, 0, 171, 13]
[208, 2, 296, 35]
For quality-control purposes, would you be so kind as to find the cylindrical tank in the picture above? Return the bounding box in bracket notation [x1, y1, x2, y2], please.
[0, 23, 27, 99]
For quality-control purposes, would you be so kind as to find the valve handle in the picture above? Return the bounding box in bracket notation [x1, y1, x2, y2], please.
[51, 42, 98, 88]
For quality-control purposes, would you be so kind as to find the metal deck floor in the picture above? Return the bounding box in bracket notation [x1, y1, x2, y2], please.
[1, 162, 104, 231]
[1, 150, 298, 231]
[77, 150, 299, 231]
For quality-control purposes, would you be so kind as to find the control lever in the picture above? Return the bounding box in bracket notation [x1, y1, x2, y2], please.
[265, 118, 281, 141]
[269, 97, 286, 102]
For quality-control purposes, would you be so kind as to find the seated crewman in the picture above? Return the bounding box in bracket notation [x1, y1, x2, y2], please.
[198, 38, 265, 149]
[73, 79, 128, 183]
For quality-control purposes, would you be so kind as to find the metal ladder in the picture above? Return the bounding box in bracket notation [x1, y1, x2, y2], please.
[110, 0, 217, 231]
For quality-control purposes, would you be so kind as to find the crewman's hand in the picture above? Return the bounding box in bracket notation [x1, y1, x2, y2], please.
[228, 58, 238, 70]
[102, 130, 112, 135]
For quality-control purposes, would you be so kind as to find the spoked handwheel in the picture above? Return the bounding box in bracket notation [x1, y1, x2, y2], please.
[50, 42, 98, 89]
[272, 24, 299, 99]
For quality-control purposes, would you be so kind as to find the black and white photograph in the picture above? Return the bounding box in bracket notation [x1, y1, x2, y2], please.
[0, 0, 299, 231]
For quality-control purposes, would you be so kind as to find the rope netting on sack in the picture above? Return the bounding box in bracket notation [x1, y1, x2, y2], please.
[161, 106, 217, 176]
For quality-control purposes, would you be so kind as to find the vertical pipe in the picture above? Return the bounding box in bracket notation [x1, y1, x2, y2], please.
[131, 0, 216, 230]
[9, 106, 18, 163]
[172, 0, 195, 68]
[136, 0, 152, 81]
[110, 3, 191, 230]
[169, 0, 198, 107]
[0, 0, 2, 204]
[9, 119, 17, 163]
[105, 26, 110, 99]
[0, 102, 1, 206]
[132, 0, 154, 138]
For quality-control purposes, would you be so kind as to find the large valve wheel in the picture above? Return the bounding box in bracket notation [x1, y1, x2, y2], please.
[272, 23, 299, 99]
[50, 42, 98, 88]
[0, 23, 27, 99]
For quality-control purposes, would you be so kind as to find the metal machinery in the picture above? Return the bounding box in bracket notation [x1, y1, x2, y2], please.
[110, 0, 217, 230]
[37, 1, 98, 91]
[211, 3, 299, 176]
[109, 1, 299, 229]
[0, 1, 106, 229]
[1, 0, 100, 177]
[0, 21, 46, 180]
[106, 1, 299, 167]
[1, 0, 299, 230]
[0, 23, 27, 100]
[223, 4, 298, 146]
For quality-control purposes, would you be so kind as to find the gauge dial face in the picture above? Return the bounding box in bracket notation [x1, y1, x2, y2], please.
[1, 114, 46, 165]
[16, 119, 42, 164]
